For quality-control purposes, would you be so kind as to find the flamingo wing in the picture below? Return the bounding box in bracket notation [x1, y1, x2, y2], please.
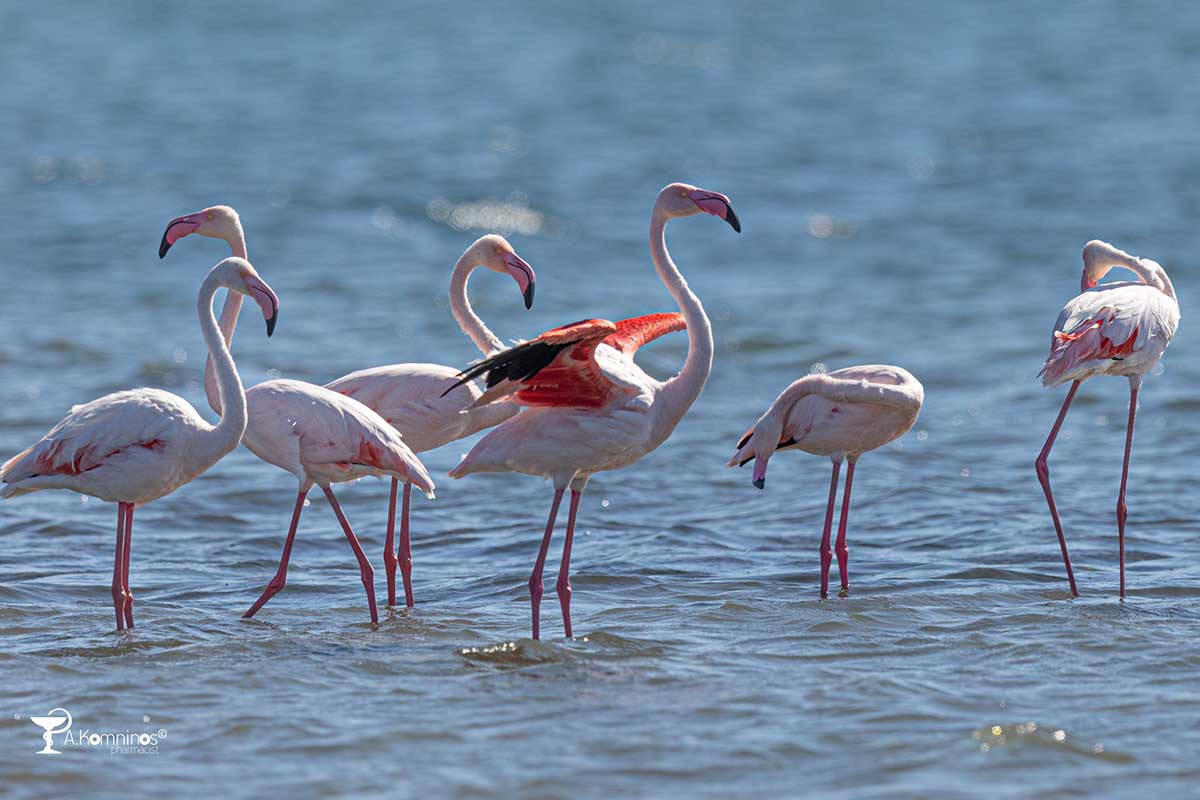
[602, 313, 686, 356]
[445, 318, 624, 409]
[1, 390, 187, 486]
[1040, 283, 1179, 385]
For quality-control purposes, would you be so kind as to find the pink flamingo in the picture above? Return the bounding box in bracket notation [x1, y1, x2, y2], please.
[727, 367, 924, 598]
[326, 235, 535, 608]
[1035, 240, 1179, 597]
[161, 207, 535, 609]
[1, 258, 278, 630]
[443, 182, 739, 639]
[159, 208, 434, 624]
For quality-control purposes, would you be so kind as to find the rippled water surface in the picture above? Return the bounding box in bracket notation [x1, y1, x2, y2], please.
[3, 2, 1200, 796]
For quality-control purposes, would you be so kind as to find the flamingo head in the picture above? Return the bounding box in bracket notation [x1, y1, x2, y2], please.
[657, 183, 740, 233]
[160, 205, 243, 258]
[726, 411, 783, 490]
[215, 257, 279, 337]
[468, 234, 537, 309]
[1080, 239, 1146, 294]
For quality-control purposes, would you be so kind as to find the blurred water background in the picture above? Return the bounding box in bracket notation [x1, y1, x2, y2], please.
[2, 1, 1199, 796]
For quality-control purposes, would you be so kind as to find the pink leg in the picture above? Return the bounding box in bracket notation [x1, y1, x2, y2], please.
[322, 486, 379, 624]
[1035, 380, 1081, 596]
[818, 461, 842, 599]
[383, 478, 398, 607]
[244, 491, 308, 619]
[556, 490, 583, 639]
[122, 504, 134, 628]
[398, 482, 414, 608]
[835, 460, 856, 595]
[1117, 384, 1138, 598]
[111, 503, 126, 631]
[529, 489, 565, 640]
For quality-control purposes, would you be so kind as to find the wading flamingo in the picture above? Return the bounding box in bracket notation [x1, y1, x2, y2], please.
[443, 182, 738, 639]
[1035, 240, 1179, 597]
[326, 235, 535, 608]
[1, 258, 278, 630]
[727, 367, 923, 598]
[161, 207, 535, 609]
[159, 208, 434, 624]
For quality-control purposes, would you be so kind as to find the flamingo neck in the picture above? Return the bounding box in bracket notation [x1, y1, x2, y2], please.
[651, 209, 713, 439]
[205, 231, 249, 413]
[195, 271, 248, 467]
[450, 253, 505, 356]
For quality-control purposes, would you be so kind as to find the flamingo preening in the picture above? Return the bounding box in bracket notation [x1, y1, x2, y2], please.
[1035, 240, 1180, 597]
[0, 258, 279, 630]
[159, 207, 434, 624]
[727, 367, 923, 598]
[161, 207, 535, 609]
[444, 182, 738, 639]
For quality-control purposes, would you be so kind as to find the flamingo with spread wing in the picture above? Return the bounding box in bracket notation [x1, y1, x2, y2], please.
[445, 182, 739, 639]
[1035, 240, 1180, 597]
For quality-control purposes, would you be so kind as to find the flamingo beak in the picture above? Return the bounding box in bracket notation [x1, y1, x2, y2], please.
[687, 190, 741, 233]
[504, 253, 537, 309]
[159, 213, 205, 258]
[751, 456, 768, 490]
[1081, 271, 1098, 293]
[246, 276, 279, 337]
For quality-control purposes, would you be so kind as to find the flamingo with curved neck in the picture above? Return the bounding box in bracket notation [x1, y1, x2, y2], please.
[1, 257, 278, 630]
[728, 366, 924, 598]
[159, 207, 436, 624]
[1035, 240, 1180, 597]
[445, 182, 739, 638]
[162, 207, 535, 610]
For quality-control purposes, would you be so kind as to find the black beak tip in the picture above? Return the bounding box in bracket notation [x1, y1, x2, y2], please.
[266, 311, 278, 338]
[752, 477, 765, 490]
[726, 208, 741, 234]
[158, 237, 172, 259]
[523, 282, 535, 310]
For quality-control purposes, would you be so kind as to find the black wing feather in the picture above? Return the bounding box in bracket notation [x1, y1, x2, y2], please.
[441, 339, 578, 397]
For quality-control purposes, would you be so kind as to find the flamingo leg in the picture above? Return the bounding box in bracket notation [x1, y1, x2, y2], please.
[818, 460, 843, 599]
[243, 491, 308, 619]
[322, 486, 379, 624]
[1035, 380, 1081, 596]
[398, 482, 414, 608]
[834, 460, 856, 596]
[1117, 384, 1138, 598]
[111, 503, 127, 631]
[383, 478, 398, 607]
[122, 504, 135, 628]
[555, 489, 583, 638]
[529, 489, 565, 640]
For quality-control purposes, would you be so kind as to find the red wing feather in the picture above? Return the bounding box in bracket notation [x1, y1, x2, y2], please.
[603, 313, 686, 355]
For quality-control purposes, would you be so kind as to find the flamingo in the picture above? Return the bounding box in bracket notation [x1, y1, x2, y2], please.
[158, 207, 434, 624]
[160, 207, 536, 608]
[442, 182, 738, 639]
[726, 367, 924, 598]
[1035, 240, 1180, 598]
[325, 235, 535, 608]
[0, 257, 279, 630]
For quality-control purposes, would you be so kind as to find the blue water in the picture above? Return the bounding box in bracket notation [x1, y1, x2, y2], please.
[2, 2, 1199, 796]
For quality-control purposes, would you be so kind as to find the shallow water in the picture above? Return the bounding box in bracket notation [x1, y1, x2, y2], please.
[2, 2, 1199, 796]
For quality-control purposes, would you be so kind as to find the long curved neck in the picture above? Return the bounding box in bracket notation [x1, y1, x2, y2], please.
[653, 210, 713, 432]
[195, 274, 248, 466]
[449, 253, 505, 356]
[205, 231, 248, 412]
[776, 374, 922, 415]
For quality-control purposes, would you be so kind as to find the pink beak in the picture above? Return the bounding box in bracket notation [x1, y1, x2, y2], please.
[751, 456, 768, 490]
[159, 213, 205, 258]
[1081, 271, 1098, 293]
[245, 275, 280, 337]
[504, 252, 537, 309]
[687, 189, 741, 233]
